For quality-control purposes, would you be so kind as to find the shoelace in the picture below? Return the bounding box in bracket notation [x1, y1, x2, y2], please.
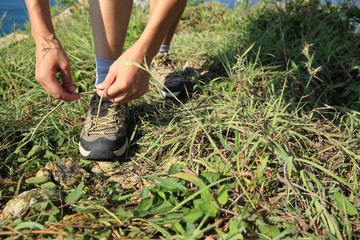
[87, 95, 126, 135]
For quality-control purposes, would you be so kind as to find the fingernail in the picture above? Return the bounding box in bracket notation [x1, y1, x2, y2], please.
[95, 84, 104, 90]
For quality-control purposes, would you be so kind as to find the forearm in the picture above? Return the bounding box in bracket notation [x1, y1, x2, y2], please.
[25, 0, 56, 44]
[135, 0, 187, 60]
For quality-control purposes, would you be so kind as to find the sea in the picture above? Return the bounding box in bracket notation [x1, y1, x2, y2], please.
[0, 0, 57, 37]
[0, 0, 359, 37]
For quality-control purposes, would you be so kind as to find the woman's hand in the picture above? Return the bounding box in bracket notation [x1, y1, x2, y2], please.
[96, 46, 150, 103]
[35, 37, 80, 101]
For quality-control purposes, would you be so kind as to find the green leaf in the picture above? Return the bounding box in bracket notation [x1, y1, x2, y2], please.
[334, 192, 358, 216]
[296, 158, 353, 190]
[141, 187, 150, 199]
[172, 171, 201, 185]
[198, 181, 217, 206]
[150, 201, 173, 215]
[267, 226, 281, 237]
[172, 222, 186, 235]
[14, 222, 46, 231]
[26, 145, 42, 158]
[139, 197, 153, 211]
[185, 208, 203, 223]
[159, 135, 185, 147]
[273, 226, 297, 240]
[155, 177, 187, 191]
[141, 220, 172, 238]
[186, 222, 196, 234]
[65, 182, 84, 204]
[199, 171, 219, 184]
[25, 176, 49, 184]
[168, 163, 187, 175]
[199, 203, 218, 217]
[215, 131, 233, 151]
[169, 177, 232, 213]
[116, 207, 132, 218]
[158, 191, 166, 200]
[97, 205, 122, 224]
[229, 217, 245, 234]
[258, 224, 282, 238]
[291, 60, 300, 76]
[41, 182, 57, 190]
[217, 185, 228, 205]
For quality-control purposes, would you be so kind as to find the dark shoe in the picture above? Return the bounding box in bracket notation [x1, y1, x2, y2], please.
[79, 93, 128, 160]
[151, 53, 193, 98]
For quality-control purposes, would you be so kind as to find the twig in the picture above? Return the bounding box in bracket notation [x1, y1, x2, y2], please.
[30, 101, 64, 141]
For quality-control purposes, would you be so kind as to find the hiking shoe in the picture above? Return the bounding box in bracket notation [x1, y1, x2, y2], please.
[79, 93, 128, 160]
[151, 53, 193, 98]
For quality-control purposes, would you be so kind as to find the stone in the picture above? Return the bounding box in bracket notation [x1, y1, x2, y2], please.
[0, 189, 59, 221]
[44, 159, 89, 188]
[35, 168, 52, 181]
[91, 161, 122, 177]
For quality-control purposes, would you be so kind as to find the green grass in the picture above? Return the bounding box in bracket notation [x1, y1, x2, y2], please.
[1, 0, 360, 239]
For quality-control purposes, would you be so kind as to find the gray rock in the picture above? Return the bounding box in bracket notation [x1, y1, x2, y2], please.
[0, 189, 60, 221]
[44, 159, 89, 188]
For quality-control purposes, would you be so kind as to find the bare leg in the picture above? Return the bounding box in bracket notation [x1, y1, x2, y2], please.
[150, 0, 186, 46]
[90, 0, 133, 60]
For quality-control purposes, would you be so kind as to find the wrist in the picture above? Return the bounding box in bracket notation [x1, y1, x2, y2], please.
[33, 32, 57, 46]
[134, 39, 158, 61]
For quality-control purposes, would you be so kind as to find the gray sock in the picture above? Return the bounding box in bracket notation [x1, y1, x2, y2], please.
[158, 44, 170, 54]
[95, 57, 115, 86]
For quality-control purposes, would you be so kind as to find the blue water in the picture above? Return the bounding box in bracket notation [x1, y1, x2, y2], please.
[0, 0, 56, 37]
[0, 0, 28, 36]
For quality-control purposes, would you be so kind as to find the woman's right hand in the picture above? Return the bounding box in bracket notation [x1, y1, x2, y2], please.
[35, 37, 79, 101]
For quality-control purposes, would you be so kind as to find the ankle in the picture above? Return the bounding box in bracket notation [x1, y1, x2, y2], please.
[95, 57, 115, 86]
[158, 44, 170, 54]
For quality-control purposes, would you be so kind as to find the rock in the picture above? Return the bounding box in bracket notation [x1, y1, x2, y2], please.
[91, 161, 122, 177]
[107, 174, 141, 190]
[44, 159, 89, 188]
[35, 168, 52, 181]
[0, 189, 60, 221]
[36, 168, 52, 178]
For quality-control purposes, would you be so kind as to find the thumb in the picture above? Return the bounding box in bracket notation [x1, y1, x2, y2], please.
[96, 71, 116, 90]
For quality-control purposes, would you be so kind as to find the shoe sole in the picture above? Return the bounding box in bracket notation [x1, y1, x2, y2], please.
[162, 90, 181, 98]
[79, 138, 128, 160]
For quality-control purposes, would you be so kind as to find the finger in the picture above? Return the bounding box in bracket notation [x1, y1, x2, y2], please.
[42, 76, 80, 102]
[96, 84, 126, 102]
[107, 90, 140, 104]
[59, 63, 76, 93]
[96, 70, 116, 90]
[109, 92, 127, 103]
[62, 83, 77, 94]
[61, 90, 80, 102]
